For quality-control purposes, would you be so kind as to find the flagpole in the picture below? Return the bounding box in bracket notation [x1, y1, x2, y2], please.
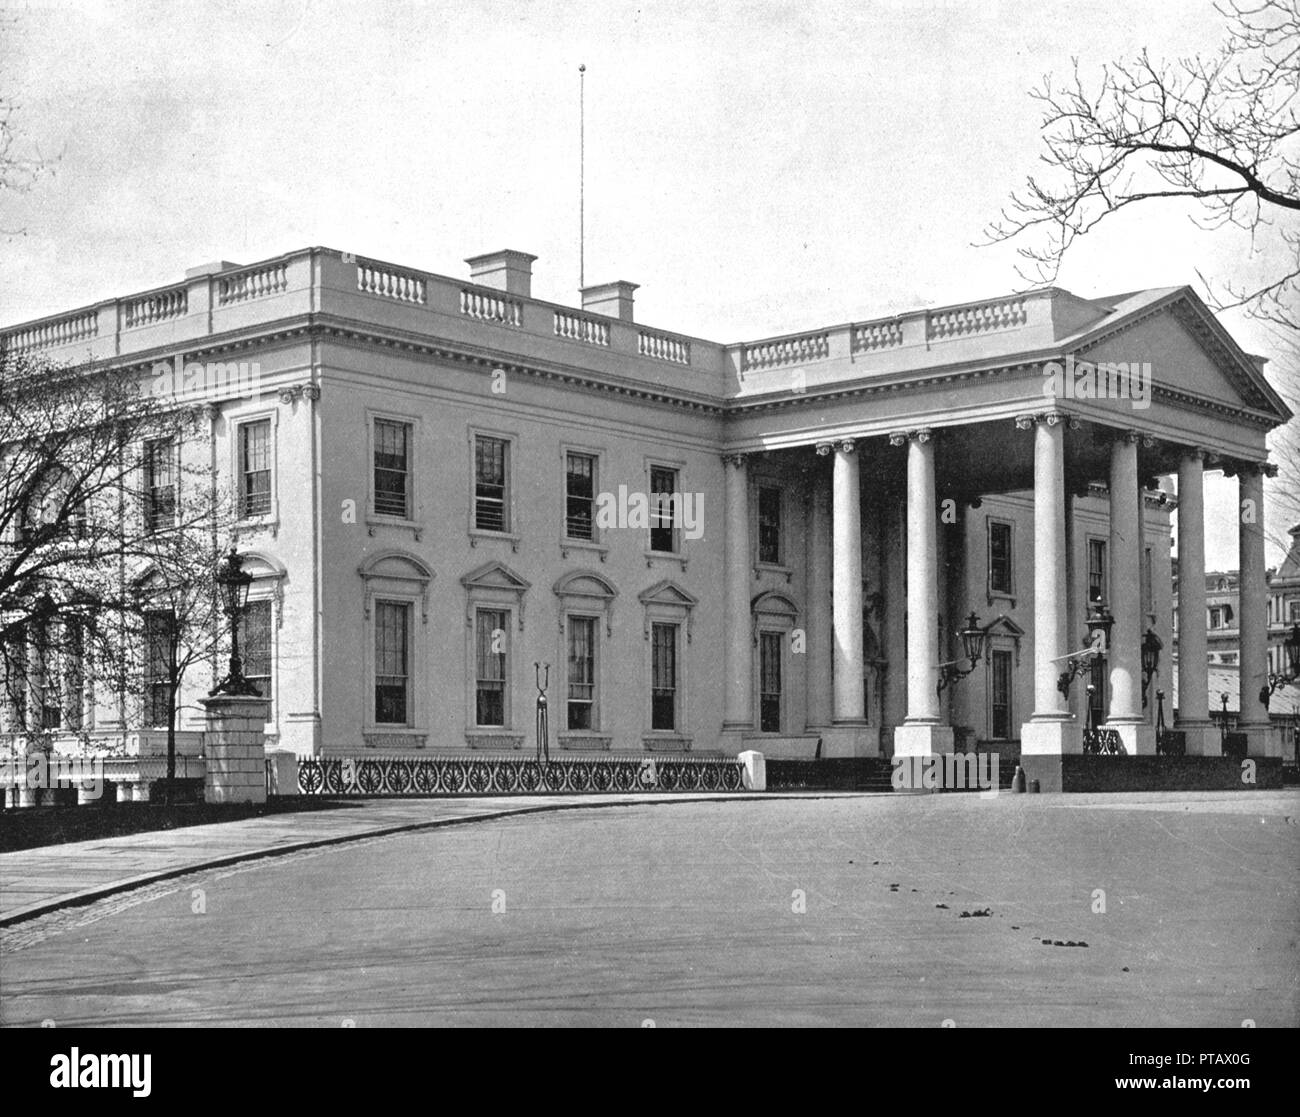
[579, 63, 586, 294]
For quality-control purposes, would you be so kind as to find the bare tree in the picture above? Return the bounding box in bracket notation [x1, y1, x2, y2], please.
[985, 0, 1299, 331]
[0, 347, 233, 798]
[0, 11, 60, 238]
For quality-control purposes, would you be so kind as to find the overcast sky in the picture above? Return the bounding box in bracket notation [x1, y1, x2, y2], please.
[2, 0, 1295, 567]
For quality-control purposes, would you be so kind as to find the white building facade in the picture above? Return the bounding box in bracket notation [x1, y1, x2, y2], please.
[1, 247, 1290, 790]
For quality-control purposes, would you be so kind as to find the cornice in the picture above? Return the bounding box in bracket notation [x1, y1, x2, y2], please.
[86, 311, 1282, 433]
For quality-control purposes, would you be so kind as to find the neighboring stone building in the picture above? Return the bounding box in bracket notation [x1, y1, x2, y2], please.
[1172, 524, 1300, 672]
[0, 248, 1291, 789]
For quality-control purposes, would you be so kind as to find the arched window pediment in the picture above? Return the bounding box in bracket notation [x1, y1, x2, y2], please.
[554, 570, 618, 635]
[359, 549, 433, 623]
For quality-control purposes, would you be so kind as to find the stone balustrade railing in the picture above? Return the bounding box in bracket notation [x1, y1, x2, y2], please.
[554, 309, 611, 347]
[357, 260, 426, 304]
[217, 261, 289, 305]
[742, 331, 830, 370]
[852, 318, 904, 352]
[0, 310, 99, 352]
[460, 287, 523, 327]
[927, 295, 1028, 340]
[123, 286, 188, 329]
[638, 328, 691, 365]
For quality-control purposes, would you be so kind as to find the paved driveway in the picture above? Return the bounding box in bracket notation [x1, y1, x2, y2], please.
[2, 792, 1297, 1026]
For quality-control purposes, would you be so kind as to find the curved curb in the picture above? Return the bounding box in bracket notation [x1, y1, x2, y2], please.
[0, 791, 872, 928]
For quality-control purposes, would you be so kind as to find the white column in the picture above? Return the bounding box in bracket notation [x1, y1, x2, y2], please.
[1020, 413, 1078, 769]
[830, 441, 865, 725]
[1238, 464, 1273, 755]
[721, 453, 753, 740]
[1105, 430, 1152, 753]
[893, 429, 952, 757]
[1033, 414, 1070, 718]
[1176, 450, 1215, 754]
[806, 467, 833, 729]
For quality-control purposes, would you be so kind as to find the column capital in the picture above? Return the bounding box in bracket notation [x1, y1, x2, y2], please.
[301, 382, 321, 402]
[1181, 446, 1208, 463]
[1259, 461, 1279, 478]
[821, 439, 855, 455]
[1017, 411, 1079, 431]
[889, 428, 932, 445]
[721, 452, 748, 469]
[1117, 428, 1143, 445]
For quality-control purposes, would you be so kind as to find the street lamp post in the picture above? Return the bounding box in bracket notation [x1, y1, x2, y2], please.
[209, 546, 261, 698]
[1140, 629, 1163, 709]
[936, 613, 992, 695]
[1056, 601, 1115, 700]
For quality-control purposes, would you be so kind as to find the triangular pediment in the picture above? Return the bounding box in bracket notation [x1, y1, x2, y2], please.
[1075, 290, 1290, 421]
[461, 560, 531, 593]
[640, 579, 699, 609]
[985, 614, 1025, 639]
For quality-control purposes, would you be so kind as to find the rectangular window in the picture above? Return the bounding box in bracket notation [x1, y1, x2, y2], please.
[990, 649, 1012, 740]
[757, 486, 782, 565]
[144, 610, 174, 729]
[374, 601, 410, 725]
[239, 420, 272, 518]
[1290, 600, 1300, 622]
[475, 609, 507, 727]
[1088, 539, 1107, 605]
[143, 437, 176, 532]
[565, 452, 596, 540]
[651, 622, 678, 731]
[760, 631, 782, 733]
[649, 466, 679, 553]
[238, 600, 272, 704]
[475, 436, 509, 532]
[374, 419, 412, 518]
[989, 521, 1012, 595]
[567, 616, 596, 730]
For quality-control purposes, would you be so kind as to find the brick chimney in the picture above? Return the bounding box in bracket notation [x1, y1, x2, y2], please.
[581, 281, 638, 322]
[465, 250, 537, 297]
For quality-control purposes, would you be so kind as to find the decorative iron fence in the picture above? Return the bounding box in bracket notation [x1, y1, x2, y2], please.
[1081, 728, 1125, 755]
[1156, 730, 1186, 757]
[1222, 733, 1248, 761]
[295, 754, 746, 796]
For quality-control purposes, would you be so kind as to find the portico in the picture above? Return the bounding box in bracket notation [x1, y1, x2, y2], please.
[719, 284, 1291, 784]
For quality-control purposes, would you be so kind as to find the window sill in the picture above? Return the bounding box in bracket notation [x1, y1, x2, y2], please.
[367, 515, 424, 541]
[643, 549, 687, 571]
[754, 562, 793, 583]
[236, 515, 279, 537]
[465, 731, 525, 750]
[470, 528, 520, 552]
[642, 734, 692, 752]
[363, 730, 427, 748]
[986, 589, 1016, 608]
[557, 732, 612, 751]
[560, 537, 608, 561]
